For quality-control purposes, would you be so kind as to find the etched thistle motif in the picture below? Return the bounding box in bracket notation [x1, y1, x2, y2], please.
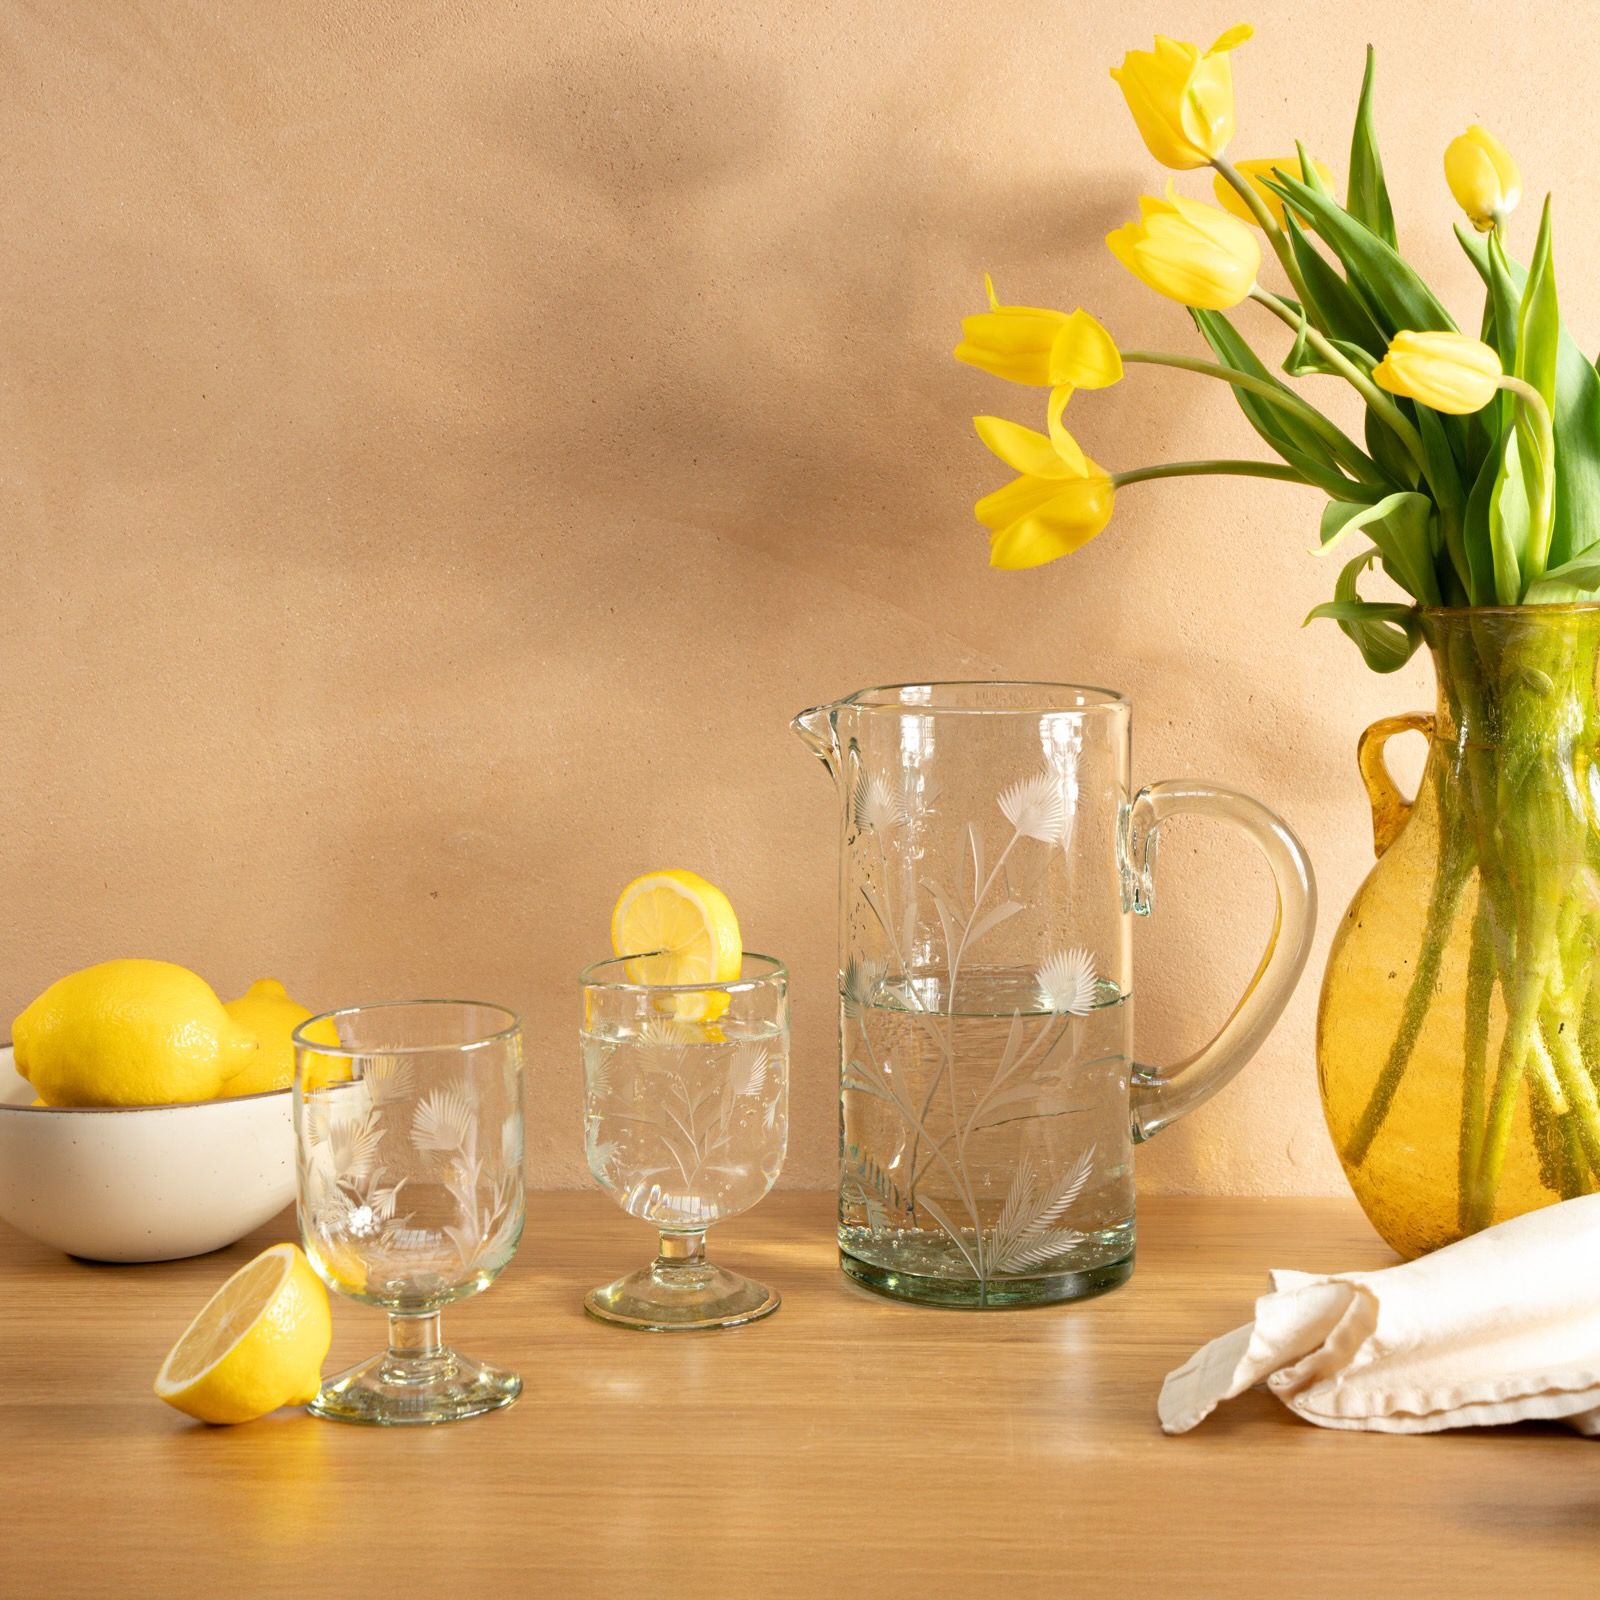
[841, 955, 886, 1018]
[853, 771, 908, 833]
[997, 770, 1068, 845]
[1036, 948, 1099, 1015]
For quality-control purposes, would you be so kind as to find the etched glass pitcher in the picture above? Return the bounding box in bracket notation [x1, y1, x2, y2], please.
[793, 682, 1315, 1307]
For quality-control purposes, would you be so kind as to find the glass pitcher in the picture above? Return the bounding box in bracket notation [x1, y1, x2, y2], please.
[793, 681, 1315, 1308]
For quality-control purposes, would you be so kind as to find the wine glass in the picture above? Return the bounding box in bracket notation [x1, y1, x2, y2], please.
[293, 1000, 524, 1424]
[580, 953, 789, 1330]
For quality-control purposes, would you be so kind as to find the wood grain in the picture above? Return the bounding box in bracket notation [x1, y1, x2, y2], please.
[1, 1193, 1595, 1598]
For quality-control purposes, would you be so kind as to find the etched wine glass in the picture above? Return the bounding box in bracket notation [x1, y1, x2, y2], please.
[292, 1000, 525, 1424]
[580, 954, 789, 1330]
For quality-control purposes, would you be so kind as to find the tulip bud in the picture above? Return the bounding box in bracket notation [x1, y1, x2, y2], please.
[1106, 187, 1261, 310]
[1373, 331, 1503, 414]
[1444, 125, 1521, 233]
[955, 279, 1123, 390]
[1110, 26, 1253, 170]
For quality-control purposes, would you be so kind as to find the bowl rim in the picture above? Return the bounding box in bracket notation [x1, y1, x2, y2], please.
[0, 1041, 292, 1114]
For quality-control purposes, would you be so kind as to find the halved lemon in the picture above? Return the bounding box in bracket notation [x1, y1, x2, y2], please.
[155, 1243, 332, 1424]
[611, 869, 742, 1018]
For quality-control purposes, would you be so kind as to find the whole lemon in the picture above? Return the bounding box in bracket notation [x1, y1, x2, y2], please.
[221, 978, 310, 1096]
[13, 959, 258, 1107]
[220, 978, 345, 1095]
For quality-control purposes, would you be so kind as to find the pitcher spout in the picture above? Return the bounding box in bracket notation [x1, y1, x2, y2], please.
[791, 701, 841, 779]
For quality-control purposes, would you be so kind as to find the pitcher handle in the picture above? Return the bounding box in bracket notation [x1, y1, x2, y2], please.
[1356, 713, 1435, 857]
[1122, 782, 1316, 1142]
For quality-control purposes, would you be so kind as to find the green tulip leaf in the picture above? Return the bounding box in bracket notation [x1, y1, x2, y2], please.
[1415, 404, 1469, 599]
[1318, 490, 1440, 604]
[1262, 171, 1457, 338]
[1189, 308, 1372, 492]
[1461, 431, 1502, 606]
[1458, 225, 1600, 573]
[1489, 430, 1529, 603]
[1282, 209, 1386, 355]
[1305, 545, 1422, 672]
[1364, 405, 1421, 490]
[1346, 47, 1397, 248]
[1517, 198, 1560, 410]
[1524, 552, 1600, 603]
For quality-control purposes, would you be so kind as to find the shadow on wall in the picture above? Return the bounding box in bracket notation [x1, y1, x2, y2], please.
[497, 29, 1144, 587]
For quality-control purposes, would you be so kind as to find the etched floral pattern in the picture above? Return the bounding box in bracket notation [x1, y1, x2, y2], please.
[582, 1017, 788, 1231]
[300, 1059, 523, 1300]
[840, 759, 1114, 1294]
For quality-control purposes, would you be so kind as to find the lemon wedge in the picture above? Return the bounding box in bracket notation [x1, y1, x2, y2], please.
[610, 870, 741, 1018]
[155, 1243, 332, 1424]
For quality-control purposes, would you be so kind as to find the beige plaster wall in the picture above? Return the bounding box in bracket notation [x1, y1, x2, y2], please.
[3, 0, 1583, 1192]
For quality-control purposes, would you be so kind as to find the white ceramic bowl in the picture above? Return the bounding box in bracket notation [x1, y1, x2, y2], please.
[0, 1044, 296, 1262]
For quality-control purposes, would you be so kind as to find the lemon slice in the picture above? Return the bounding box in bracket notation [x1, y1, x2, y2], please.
[155, 1243, 332, 1424]
[611, 870, 742, 1018]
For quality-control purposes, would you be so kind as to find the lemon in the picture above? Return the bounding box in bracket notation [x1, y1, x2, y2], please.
[13, 959, 258, 1107]
[220, 979, 343, 1095]
[610, 869, 741, 1019]
[155, 1243, 332, 1424]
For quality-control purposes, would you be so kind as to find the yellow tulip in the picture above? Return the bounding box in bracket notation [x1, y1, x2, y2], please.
[1213, 156, 1336, 228]
[973, 415, 1115, 569]
[1110, 26, 1253, 170]
[1444, 125, 1521, 233]
[954, 277, 1123, 389]
[1372, 331, 1502, 414]
[1106, 188, 1261, 310]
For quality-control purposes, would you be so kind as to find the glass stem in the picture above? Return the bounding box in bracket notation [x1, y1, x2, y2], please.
[388, 1309, 444, 1362]
[657, 1230, 706, 1269]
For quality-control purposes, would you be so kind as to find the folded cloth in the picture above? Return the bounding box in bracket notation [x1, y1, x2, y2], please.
[1160, 1192, 1600, 1435]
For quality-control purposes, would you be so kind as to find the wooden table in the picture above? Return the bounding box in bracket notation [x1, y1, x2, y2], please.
[3, 1193, 1595, 1597]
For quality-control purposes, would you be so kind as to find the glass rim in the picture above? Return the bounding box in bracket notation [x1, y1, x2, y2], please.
[579, 950, 787, 995]
[291, 998, 522, 1057]
[1421, 601, 1600, 618]
[834, 679, 1127, 716]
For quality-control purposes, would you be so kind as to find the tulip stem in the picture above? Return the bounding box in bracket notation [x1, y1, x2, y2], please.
[1211, 156, 1315, 310]
[1111, 459, 1322, 490]
[1251, 288, 1430, 475]
[1122, 350, 1381, 484]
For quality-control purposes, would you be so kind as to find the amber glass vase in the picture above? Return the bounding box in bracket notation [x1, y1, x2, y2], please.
[1320, 605, 1600, 1258]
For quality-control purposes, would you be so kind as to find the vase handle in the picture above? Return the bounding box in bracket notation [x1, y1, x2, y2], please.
[1356, 713, 1434, 857]
[1122, 782, 1317, 1142]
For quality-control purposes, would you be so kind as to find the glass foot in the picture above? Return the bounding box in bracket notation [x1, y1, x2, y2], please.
[585, 1259, 780, 1331]
[308, 1347, 521, 1426]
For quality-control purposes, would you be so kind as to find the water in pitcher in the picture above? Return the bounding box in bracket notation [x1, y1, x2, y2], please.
[839, 969, 1135, 1305]
[582, 1016, 789, 1231]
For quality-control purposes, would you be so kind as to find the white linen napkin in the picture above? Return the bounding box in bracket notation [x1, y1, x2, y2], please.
[1160, 1192, 1600, 1435]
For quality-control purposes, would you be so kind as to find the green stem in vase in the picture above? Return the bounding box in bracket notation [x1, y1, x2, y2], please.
[1341, 806, 1471, 1168]
[1457, 894, 1495, 1230]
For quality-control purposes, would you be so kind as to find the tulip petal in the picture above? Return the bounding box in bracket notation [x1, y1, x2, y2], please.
[975, 471, 1077, 532]
[974, 416, 1071, 478]
[1046, 387, 1083, 469]
[990, 516, 1079, 569]
[1207, 23, 1253, 54]
[1049, 310, 1122, 388]
[987, 475, 1115, 568]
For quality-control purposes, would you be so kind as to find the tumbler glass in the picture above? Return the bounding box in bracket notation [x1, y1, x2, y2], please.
[580, 954, 789, 1330]
[293, 1000, 524, 1424]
